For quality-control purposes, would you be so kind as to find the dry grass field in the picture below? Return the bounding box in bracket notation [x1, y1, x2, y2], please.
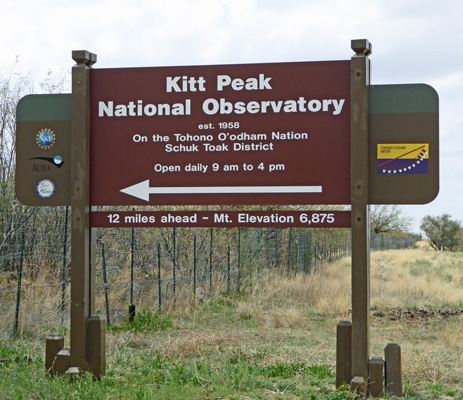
[1, 242, 463, 399]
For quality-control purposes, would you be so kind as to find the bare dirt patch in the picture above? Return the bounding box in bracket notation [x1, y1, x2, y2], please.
[373, 307, 463, 322]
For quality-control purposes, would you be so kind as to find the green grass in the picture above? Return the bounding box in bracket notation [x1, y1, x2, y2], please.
[3, 248, 463, 399]
[406, 258, 433, 276]
[0, 299, 354, 399]
[0, 342, 356, 400]
[2, 297, 463, 400]
[108, 308, 174, 333]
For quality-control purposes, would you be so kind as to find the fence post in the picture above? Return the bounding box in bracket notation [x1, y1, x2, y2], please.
[307, 230, 312, 272]
[227, 245, 231, 295]
[102, 243, 110, 326]
[324, 231, 328, 260]
[193, 235, 197, 297]
[172, 227, 176, 305]
[287, 227, 292, 276]
[209, 228, 213, 294]
[61, 206, 69, 323]
[314, 241, 318, 267]
[129, 225, 135, 321]
[13, 234, 25, 338]
[257, 228, 262, 274]
[274, 229, 280, 270]
[236, 228, 241, 293]
[157, 243, 162, 313]
[248, 230, 253, 285]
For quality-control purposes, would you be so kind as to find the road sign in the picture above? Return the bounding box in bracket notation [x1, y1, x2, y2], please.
[13, 44, 441, 387]
[369, 84, 439, 204]
[15, 76, 439, 209]
[15, 94, 72, 206]
[89, 61, 351, 206]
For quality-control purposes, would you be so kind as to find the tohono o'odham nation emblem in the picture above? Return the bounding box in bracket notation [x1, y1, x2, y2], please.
[36, 128, 56, 149]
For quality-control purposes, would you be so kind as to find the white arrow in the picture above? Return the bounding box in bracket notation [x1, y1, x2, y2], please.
[120, 180, 323, 201]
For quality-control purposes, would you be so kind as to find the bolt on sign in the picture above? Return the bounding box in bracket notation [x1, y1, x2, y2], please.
[89, 61, 351, 206]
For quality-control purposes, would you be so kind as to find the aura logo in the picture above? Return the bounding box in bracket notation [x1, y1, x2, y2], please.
[29, 155, 64, 168]
[36, 128, 55, 149]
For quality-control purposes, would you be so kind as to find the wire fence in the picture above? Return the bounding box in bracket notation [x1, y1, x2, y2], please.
[0, 204, 419, 337]
[0, 73, 420, 337]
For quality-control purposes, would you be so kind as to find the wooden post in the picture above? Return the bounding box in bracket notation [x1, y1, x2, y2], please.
[350, 376, 366, 394]
[336, 321, 352, 388]
[55, 349, 71, 375]
[66, 367, 83, 381]
[70, 50, 97, 371]
[350, 38, 372, 383]
[87, 315, 106, 379]
[368, 357, 385, 397]
[45, 334, 64, 376]
[385, 343, 403, 396]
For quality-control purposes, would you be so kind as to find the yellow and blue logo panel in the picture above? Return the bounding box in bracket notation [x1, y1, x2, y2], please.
[377, 143, 429, 174]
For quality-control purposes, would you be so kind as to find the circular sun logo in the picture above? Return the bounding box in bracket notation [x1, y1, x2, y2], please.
[36, 129, 55, 149]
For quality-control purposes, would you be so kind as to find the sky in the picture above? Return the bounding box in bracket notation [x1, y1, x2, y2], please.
[2, 0, 462, 233]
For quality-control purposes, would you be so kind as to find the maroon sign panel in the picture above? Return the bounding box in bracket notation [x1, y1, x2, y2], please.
[90, 210, 351, 229]
[90, 61, 351, 206]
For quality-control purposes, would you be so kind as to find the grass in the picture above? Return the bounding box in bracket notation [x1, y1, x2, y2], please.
[108, 308, 174, 333]
[2, 243, 463, 398]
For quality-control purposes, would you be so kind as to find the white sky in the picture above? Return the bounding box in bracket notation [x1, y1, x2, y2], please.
[2, 0, 462, 233]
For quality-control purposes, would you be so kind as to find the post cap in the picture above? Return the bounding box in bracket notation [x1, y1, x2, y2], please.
[351, 39, 372, 56]
[88, 315, 105, 322]
[72, 50, 97, 66]
[57, 348, 71, 356]
[46, 333, 64, 340]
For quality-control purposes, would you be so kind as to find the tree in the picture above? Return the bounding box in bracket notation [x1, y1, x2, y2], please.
[0, 62, 35, 260]
[420, 214, 462, 251]
[1, 61, 69, 270]
[369, 205, 412, 235]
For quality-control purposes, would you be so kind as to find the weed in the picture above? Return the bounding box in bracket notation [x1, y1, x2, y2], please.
[308, 364, 334, 380]
[261, 362, 307, 378]
[408, 258, 433, 276]
[325, 391, 361, 399]
[109, 308, 173, 333]
[0, 341, 17, 359]
[2, 247, 463, 399]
